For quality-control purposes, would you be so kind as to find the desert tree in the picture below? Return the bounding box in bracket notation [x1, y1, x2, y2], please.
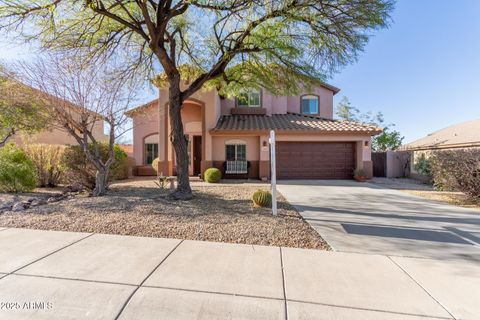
[0, 64, 48, 147]
[335, 96, 404, 151]
[0, 0, 394, 199]
[15, 54, 138, 196]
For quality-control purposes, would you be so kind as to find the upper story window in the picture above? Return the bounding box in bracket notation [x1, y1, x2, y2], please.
[301, 95, 319, 115]
[237, 90, 261, 108]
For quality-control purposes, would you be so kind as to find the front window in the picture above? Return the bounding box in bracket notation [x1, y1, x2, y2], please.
[301, 95, 319, 114]
[226, 144, 247, 161]
[237, 90, 261, 107]
[144, 143, 158, 165]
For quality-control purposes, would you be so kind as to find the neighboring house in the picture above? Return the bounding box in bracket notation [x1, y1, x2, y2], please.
[401, 119, 480, 179]
[126, 83, 382, 179]
[401, 119, 480, 151]
[12, 123, 108, 146]
[7, 83, 109, 146]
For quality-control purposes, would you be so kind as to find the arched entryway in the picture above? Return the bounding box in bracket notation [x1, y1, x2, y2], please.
[164, 98, 206, 176]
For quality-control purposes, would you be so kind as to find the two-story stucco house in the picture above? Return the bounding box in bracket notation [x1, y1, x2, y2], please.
[126, 82, 381, 179]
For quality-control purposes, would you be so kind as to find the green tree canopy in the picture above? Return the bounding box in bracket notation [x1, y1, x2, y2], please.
[0, 0, 394, 199]
[335, 96, 404, 152]
[0, 65, 48, 147]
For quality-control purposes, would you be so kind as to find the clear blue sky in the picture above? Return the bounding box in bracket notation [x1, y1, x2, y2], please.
[1, 0, 479, 144]
[331, 0, 480, 143]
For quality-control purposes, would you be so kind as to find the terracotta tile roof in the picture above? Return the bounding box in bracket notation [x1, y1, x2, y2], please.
[212, 113, 382, 135]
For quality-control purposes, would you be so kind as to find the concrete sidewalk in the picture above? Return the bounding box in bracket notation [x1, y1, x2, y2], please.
[0, 228, 478, 320]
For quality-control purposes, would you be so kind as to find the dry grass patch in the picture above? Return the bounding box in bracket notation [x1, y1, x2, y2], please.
[401, 190, 480, 212]
[0, 179, 329, 250]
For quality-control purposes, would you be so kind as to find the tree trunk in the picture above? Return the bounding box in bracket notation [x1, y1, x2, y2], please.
[0, 128, 15, 148]
[92, 168, 109, 197]
[168, 76, 193, 200]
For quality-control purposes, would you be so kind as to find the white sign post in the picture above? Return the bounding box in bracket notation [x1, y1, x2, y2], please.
[269, 130, 277, 216]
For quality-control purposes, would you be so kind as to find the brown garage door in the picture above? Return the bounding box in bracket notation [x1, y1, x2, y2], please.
[276, 142, 356, 179]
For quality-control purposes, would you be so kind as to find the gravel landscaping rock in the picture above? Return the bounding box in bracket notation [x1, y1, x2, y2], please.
[12, 201, 30, 212]
[0, 179, 330, 250]
[401, 189, 480, 211]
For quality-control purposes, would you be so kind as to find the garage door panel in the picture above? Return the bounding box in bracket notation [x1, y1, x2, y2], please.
[276, 142, 356, 179]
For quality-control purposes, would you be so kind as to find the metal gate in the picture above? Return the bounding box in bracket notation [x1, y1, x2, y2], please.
[372, 152, 387, 177]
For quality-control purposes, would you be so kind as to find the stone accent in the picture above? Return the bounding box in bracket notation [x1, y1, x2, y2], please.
[0, 188, 81, 214]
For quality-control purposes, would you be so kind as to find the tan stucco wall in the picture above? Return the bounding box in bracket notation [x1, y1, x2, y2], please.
[212, 136, 260, 161]
[386, 150, 411, 178]
[131, 102, 159, 166]
[12, 121, 107, 146]
[220, 85, 334, 118]
[156, 84, 221, 175]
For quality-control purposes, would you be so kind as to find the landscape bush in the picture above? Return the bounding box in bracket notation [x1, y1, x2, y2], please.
[413, 153, 432, 176]
[429, 149, 480, 200]
[0, 143, 37, 192]
[23, 144, 65, 187]
[204, 167, 221, 183]
[62, 143, 129, 190]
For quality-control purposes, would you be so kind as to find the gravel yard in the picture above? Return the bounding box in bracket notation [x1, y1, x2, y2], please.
[400, 189, 480, 211]
[0, 178, 329, 250]
[371, 178, 479, 212]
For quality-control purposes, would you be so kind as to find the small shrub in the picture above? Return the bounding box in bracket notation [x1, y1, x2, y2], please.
[204, 167, 221, 183]
[0, 143, 37, 192]
[430, 149, 480, 199]
[110, 148, 130, 180]
[414, 153, 432, 176]
[252, 189, 272, 207]
[62, 143, 129, 190]
[22, 144, 65, 187]
[353, 168, 368, 182]
[151, 157, 159, 174]
[154, 173, 169, 189]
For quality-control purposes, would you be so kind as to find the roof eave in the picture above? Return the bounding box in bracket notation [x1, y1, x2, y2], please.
[125, 99, 159, 117]
[401, 141, 480, 151]
[320, 82, 341, 95]
[210, 129, 382, 136]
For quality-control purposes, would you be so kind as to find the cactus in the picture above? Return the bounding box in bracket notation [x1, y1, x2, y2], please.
[151, 158, 159, 174]
[252, 189, 272, 208]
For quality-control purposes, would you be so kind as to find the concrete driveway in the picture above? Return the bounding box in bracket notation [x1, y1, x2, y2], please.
[278, 180, 480, 261]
